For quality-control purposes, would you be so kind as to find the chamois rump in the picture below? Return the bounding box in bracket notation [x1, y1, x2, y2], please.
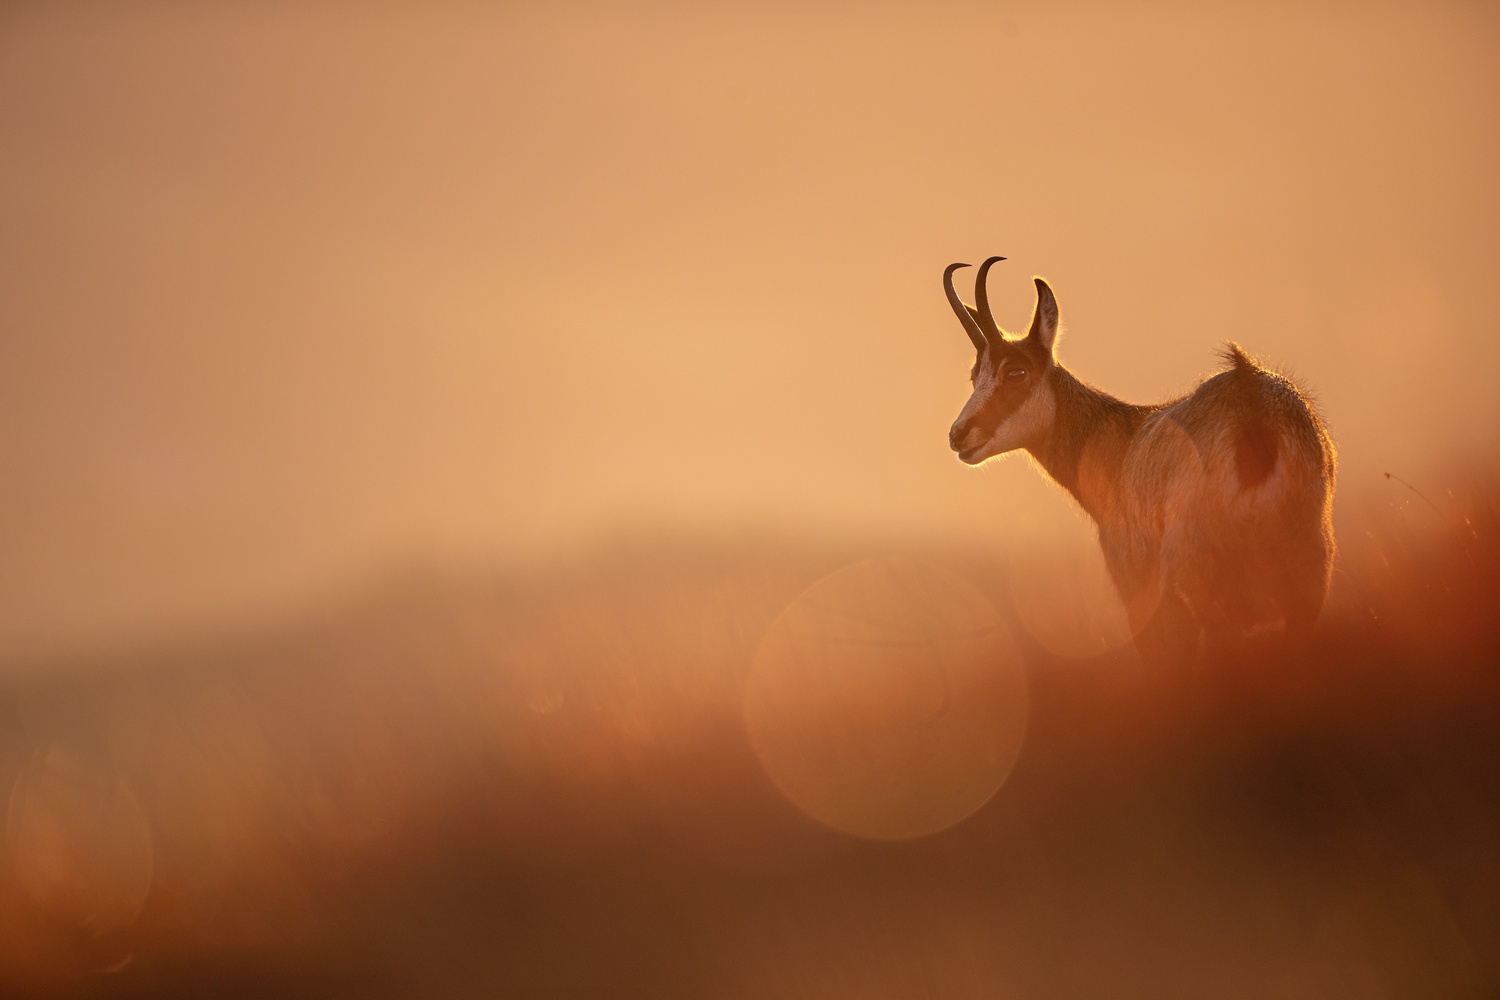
[944, 257, 1336, 661]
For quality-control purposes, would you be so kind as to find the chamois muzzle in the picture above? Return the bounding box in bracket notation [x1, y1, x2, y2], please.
[948, 421, 969, 453]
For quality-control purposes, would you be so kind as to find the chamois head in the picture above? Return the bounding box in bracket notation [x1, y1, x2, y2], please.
[944, 257, 1060, 465]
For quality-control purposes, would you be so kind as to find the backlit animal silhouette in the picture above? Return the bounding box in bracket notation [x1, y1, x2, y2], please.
[944, 257, 1337, 661]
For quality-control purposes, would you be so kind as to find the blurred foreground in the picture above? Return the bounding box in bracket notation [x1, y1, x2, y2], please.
[2, 469, 1498, 999]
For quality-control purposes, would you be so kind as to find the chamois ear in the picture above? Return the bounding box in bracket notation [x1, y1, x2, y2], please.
[1026, 277, 1059, 354]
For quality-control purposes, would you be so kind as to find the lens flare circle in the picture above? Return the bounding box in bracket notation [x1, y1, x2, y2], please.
[5, 745, 154, 934]
[744, 557, 1028, 840]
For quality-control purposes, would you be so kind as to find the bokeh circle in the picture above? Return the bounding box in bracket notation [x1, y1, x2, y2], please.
[6, 745, 154, 934]
[744, 557, 1028, 840]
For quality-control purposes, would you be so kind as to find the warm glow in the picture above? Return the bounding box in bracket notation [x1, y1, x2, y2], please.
[1, 2, 1497, 995]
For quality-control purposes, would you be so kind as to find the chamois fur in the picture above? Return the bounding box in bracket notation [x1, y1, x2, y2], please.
[944, 260, 1336, 661]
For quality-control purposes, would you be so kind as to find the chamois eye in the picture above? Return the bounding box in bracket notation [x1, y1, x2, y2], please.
[1005, 367, 1027, 381]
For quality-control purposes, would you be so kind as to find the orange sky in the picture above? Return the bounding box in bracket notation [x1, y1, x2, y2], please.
[2, 0, 1497, 663]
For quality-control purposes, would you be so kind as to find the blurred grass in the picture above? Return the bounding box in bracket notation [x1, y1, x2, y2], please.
[1, 466, 1498, 998]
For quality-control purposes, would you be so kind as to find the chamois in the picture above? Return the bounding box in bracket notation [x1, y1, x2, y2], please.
[944, 257, 1337, 661]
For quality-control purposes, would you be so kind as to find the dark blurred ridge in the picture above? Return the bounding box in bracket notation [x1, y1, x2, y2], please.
[1, 467, 1498, 998]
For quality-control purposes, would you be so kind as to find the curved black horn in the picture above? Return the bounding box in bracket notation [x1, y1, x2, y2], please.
[972, 255, 1007, 346]
[943, 263, 986, 353]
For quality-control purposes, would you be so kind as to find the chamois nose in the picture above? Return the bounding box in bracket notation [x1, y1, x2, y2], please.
[949, 421, 969, 452]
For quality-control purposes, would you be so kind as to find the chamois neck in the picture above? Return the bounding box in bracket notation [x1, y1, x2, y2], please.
[1026, 364, 1150, 521]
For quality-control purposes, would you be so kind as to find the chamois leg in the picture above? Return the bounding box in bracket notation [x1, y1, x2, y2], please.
[1275, 529, 1334, 641]
[1198, 616, 1247, 666]
[1184, 582, 1253, 664]
[1278, 570, 1329, 639]
[1130, 589, 1200, 668]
